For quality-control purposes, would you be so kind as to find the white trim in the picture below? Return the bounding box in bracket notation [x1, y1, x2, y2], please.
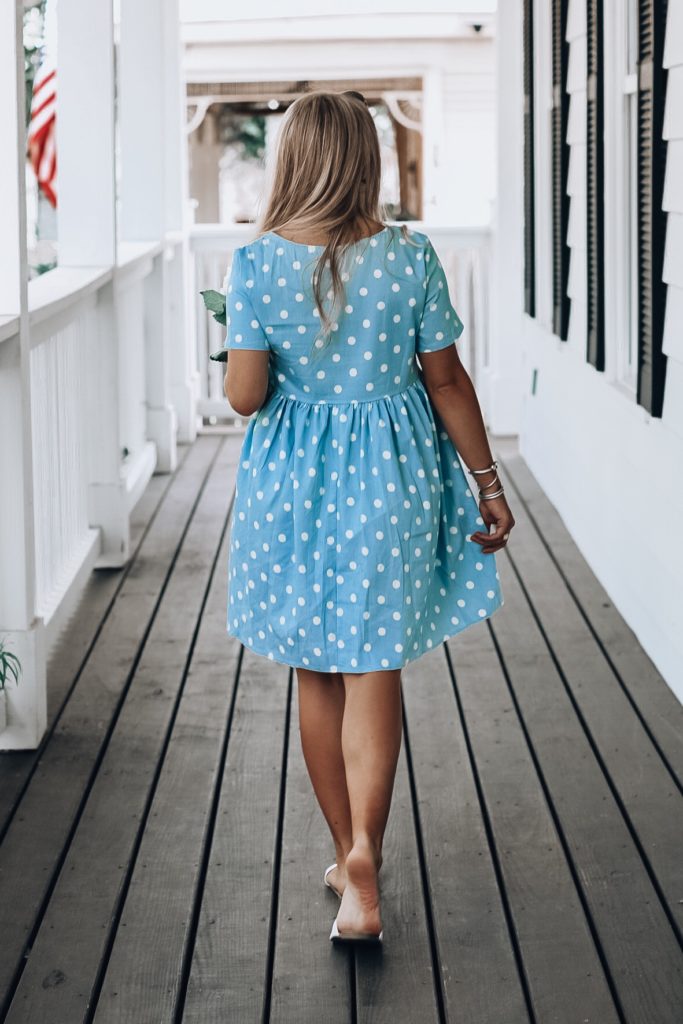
[604, 0, 638, 396]
[532, 0, 553, 333]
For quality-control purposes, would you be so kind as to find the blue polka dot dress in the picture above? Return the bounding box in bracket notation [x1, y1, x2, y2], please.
[223, 224, 503, 672]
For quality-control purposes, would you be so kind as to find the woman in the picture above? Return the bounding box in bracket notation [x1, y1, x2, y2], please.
[222, 90, 515, 944]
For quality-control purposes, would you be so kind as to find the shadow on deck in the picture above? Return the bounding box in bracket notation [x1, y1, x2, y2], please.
[0, 434, 682, 1023]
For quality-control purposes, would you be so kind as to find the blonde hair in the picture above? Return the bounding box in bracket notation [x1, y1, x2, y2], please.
[255, 90, 412, 349]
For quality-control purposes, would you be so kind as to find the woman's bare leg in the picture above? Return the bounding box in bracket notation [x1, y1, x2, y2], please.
[336, 668, 403, 936]
[296, 667, 354, 894]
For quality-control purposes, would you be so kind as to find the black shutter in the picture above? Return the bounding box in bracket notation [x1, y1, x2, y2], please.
[523, 0, 536, 317]
[586, 0, 605, 369]
[552, 0, 571, 339]
[637, 0, 668, 416]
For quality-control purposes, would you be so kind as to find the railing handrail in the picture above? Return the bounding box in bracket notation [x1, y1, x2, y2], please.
[28, 266, 113, 331]
[0, 314, 20, 346]
[188, 221, 492, 250]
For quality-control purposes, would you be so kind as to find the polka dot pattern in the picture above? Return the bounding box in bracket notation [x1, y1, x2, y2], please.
[223, 226, 503, 671]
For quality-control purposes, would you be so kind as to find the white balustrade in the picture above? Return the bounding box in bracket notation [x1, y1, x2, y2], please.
[29, 303, 99, 626]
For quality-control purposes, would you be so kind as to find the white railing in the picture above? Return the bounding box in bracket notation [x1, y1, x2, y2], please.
[30, 300, 99, 624]
[188, 223, 492, 422]
[0, 240, 186, 749]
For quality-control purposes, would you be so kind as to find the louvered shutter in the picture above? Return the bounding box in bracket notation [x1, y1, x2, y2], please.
[586, 0, 605, 369]
[552, 0, 571, 339]
[523, 0, 536, 317]
[637, 0, 668, 416]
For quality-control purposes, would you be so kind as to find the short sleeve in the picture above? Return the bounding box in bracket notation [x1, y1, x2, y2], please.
[415, 239, 465, 353]
[223, 248, 270, 351]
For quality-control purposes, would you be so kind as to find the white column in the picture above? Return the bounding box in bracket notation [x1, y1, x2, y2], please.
[487, 0, 525, 434]
[57, 0, 138, 563]
[164, 0, 200, 444]
[118, 0, 181, 460]
[58, 0, 116, 266]
[0, 1, 47, 749]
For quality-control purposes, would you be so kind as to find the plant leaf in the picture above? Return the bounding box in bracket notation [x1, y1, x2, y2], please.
[200, 289, 226, 315]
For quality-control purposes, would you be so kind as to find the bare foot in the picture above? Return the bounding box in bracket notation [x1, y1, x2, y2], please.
[334, 837, 382, 937]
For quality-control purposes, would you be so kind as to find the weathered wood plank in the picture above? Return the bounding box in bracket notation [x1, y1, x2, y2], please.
[182, 649, 290, 1023]
[489, 552, 683, 1021]
[2, 437, 230, 1023]
[500, 451, 683, 784]
[353, 729, 441, 1023]
[268, 678, 351, 1023]
[0, 436, 220, 1014]
[495, 459, 683, 934]
[447, 619, 619, 1023]
[91, 441, 242, 1022]
[401, 646, 529, 1024]
[0, 451, 185, 831]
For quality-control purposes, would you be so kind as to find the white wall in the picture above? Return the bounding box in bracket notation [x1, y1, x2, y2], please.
[181, 13, 496, 229]
[515, 0, 683, 701]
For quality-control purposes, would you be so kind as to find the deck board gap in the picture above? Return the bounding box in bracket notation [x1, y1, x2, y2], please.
[261, 666, 294, 1024]
[442, 642, 538, 1024]
[399, 680, 450, 1024]
[171, 638, 246, 1024]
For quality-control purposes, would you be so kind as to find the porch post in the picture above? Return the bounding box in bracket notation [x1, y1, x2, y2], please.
[119, 0, 192, 462]
[488, 0, 525, 433]
[0, 0, 47, 749]
[58, 0, 137, 566]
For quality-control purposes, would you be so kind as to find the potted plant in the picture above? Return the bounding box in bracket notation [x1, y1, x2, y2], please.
[0, 638, 22, 732]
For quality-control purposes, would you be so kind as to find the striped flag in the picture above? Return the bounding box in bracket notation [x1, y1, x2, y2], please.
[27, 55, 57, 208]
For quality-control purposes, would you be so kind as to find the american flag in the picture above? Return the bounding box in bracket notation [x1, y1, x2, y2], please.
[27, 55, 57, 208]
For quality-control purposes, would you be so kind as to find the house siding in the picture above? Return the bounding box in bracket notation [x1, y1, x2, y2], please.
[517, 0, 683, 700]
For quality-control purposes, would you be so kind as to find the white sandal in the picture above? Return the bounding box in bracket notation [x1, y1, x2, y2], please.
[329, 915, 384, 944]
[323, 862, 343, 899]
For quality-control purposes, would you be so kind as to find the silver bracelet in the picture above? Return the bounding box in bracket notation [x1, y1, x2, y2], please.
[470, 460, 498, 476]
[478, 473, 501, 494]
[479, 486, 505, 500]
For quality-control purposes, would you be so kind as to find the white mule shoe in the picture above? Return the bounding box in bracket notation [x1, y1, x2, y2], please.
[329, 915, 383, 944]
[324, 862, 343, 899]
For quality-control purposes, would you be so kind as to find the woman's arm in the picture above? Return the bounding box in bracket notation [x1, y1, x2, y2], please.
[224, 349, 270, 417]
[418, 345, 515, 553]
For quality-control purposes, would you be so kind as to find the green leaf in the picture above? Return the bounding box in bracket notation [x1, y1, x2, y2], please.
[209, 349, 228, 362]
[200, 289, 226, 314]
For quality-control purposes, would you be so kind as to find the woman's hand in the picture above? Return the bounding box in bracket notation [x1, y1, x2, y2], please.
[470, 495, 515, 554]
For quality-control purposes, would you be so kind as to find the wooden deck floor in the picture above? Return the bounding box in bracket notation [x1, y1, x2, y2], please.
[1, 433, 682, 1024]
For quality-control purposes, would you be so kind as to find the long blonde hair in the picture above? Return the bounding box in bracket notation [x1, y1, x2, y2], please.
[255, 90, 410, 346]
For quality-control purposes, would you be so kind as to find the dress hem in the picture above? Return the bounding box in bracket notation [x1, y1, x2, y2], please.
[226, 596, 504, 674]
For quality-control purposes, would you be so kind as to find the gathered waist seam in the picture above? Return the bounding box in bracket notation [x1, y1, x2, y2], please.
[270, 375, 424, 407]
